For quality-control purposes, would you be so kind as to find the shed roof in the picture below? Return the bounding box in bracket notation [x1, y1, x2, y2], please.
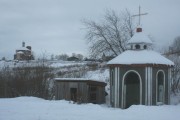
[54, 78, 107, 86]
[107, 50, 174, 66]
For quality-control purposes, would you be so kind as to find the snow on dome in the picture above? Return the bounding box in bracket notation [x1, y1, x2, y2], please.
[128, 31, 153, 45]
[16, 47, 30, 51]
[17, 51, 24, 54]
[107, 50, 174, 66]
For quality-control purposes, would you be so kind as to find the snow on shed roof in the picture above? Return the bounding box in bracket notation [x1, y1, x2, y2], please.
[128, 31, 153, 44]
[54, 78, 106, 84]
[107, 50, 174, 66]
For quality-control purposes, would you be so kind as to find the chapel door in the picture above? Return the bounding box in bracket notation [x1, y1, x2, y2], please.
[124, 72, 141, 108]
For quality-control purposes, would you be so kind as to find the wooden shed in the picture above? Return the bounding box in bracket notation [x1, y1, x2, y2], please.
[54, 78, 107, 104]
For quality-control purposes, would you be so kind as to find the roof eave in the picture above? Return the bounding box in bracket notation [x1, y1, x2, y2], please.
[108, 63, 174, 68]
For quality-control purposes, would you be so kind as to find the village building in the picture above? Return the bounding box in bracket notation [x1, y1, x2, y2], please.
[54, 78, 106, 104]
[107, 26, 174, 109]
[67, 56, 79, 61]
[14, 42, 34, 61]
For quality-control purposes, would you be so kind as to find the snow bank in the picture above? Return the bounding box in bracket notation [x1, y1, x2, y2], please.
[0, 97, 180, 120]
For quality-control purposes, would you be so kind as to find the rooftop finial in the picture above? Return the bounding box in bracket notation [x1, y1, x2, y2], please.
[136, 27, 142, 32]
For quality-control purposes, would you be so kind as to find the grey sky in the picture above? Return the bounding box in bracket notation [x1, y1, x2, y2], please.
[0, 0, 180, 59]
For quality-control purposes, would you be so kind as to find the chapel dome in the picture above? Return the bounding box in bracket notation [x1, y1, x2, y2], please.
[108, 26, 174, 66]
[128, 27, 153, 50]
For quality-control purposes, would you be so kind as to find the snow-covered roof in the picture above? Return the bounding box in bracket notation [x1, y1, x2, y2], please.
[17, 51, 24, 54]
[16, 47, 30, 51]
[54, 78, 106, 83]
[107, 50, 174, 66]
[128, 31, 153, 45]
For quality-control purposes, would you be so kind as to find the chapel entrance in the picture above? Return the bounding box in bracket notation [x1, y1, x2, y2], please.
[124, 72, 141, 108]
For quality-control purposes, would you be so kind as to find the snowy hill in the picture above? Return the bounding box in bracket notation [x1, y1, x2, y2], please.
[0, 60, 87, 69]
[0, 97, 180, 120]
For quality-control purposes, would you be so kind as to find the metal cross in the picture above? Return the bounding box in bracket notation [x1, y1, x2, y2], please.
[132, 6, 148, 25]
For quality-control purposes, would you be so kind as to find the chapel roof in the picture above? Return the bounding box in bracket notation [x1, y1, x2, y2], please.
[107, 50, 174, 66]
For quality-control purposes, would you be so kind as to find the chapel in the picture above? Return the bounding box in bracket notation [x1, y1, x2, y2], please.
[107, 26, 174, 109]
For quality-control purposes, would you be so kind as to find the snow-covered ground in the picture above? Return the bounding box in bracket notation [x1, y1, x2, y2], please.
[0, 97, 180, 120]
[0, 60, 88, 69]
[50, 60, 86, 68]
[83, 69, 109, 82]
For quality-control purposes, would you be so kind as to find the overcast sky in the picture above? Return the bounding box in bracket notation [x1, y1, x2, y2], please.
[0, 0, 180, 59]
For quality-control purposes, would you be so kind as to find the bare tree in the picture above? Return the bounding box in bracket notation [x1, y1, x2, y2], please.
[82, 9, 134, 58]
[166, 36, 180, 94]
[172, 36, 180, 52]
[171, 56, 180, 94]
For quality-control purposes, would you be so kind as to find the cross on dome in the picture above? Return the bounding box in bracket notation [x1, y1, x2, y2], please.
[128, 6, 152, 50]
[132, 6, 148, 26]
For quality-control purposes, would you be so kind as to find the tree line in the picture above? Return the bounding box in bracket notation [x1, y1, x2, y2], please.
[0, 64, 54, 99]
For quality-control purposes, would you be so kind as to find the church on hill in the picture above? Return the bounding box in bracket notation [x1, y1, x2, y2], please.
[14, 42, 34, 61]
[107, 7, 174, 109]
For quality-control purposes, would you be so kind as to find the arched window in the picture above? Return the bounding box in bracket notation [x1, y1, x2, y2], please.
[135, 44, 140, 49]
[156, 71, 165, 104]
[122, 70, 142, 108]
[144, 45, 147, 49]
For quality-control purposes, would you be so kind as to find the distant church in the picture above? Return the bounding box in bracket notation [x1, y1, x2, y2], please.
[14, 42, 34, 61]
[107, 26, 174, 108]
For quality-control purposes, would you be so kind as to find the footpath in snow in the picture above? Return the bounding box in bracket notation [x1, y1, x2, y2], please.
[0, 97, 180, 120]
